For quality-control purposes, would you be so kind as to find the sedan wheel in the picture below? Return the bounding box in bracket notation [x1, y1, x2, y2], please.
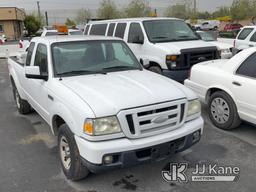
[59, 135, 71, 170]
[210, 97, 230, 124]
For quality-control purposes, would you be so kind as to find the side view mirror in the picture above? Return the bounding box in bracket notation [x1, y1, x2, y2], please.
[132, 35, 144, 44]
[140, 58, 150, 68]
[25, 66, 48, 80]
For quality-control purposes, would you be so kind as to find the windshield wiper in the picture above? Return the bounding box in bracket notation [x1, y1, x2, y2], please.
[57, 70, 107, 76]
[152, 36, 169, 39]
[103, 66, 140, 71]
[177, 35, 199, 40]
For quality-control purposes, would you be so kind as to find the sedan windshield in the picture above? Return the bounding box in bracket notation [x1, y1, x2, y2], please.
[52, 40, 142, 76]
[197, 31, 215, 41]
[143, 20, 199, 43]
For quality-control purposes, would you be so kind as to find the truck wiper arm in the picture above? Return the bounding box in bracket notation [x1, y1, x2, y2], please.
[103, 66, 140, 71]
[57, 70, 107, 76]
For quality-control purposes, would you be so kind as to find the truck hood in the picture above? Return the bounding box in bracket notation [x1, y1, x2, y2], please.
[155, 40, 216, 54]
[61, 70, 189, 117]
[208, 41, 232, 50]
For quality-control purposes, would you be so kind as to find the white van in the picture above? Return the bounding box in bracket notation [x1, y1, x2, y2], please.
[84, 18, 219, 82]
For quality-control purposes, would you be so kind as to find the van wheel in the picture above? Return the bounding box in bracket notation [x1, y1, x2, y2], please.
[208, 91, 241, 130]
[148, 66, 162, 74]
[58, 124, 89, 181]
[14, 87, 31, 114]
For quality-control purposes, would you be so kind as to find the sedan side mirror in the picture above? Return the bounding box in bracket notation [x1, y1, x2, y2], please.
[25, 66, 48, 80]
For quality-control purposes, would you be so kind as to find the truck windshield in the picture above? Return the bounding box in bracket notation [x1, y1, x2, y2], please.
[143, 20, 199, 43]
[52, 40, 142, 76]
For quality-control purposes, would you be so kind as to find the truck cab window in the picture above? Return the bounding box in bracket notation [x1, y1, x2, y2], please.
[34, 44, 48, 75]
[128, 23, 144, 43]
[236, 52, 256, 78]
[25, 42, 35, 66]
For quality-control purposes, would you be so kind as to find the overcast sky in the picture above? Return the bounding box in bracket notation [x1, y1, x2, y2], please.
[0, 0, 234, 24]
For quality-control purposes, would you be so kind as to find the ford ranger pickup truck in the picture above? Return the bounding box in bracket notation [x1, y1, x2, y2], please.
[8, 35, 203, 180]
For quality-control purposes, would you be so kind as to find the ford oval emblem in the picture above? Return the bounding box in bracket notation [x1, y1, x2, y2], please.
[151, 116, 169, 124]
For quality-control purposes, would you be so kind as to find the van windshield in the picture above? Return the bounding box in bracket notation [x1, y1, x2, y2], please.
[143, 20, 199, 43]
[52, 40, 142, 76]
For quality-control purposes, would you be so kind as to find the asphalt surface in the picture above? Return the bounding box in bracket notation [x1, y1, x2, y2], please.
[0, 59, 256, 192]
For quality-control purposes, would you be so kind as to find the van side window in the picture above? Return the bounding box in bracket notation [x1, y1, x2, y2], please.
[25, 42, 35, 66]
[250, 32, 256, 42]
[34, 44, 48, 75]
[90, 24, 107, 36]
[107, 23, 116, 36]
[84, 25, 90, 35]
[237, 28, 253, 40]
[115, 23, 127, 39]
[128, 23, 144, 43]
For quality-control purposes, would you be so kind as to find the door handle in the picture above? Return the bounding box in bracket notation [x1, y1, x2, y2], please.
[232, 81, 242, 86]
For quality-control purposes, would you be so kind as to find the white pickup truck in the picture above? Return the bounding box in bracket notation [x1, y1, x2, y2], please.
[8, 36, 203, 180]
[185, 48, 256, 130]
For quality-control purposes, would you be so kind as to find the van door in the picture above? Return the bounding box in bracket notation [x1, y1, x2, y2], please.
[127, 22, 145, 61]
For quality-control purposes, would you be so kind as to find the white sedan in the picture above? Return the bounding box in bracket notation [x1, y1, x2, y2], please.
[185, 48, 256, 130]
[197, 31, 232, 59]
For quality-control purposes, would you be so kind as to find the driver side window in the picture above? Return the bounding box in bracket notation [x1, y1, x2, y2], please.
[34, 43, 48, 76]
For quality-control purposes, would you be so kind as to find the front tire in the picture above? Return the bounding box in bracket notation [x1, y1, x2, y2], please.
[208, 91, 241, 130]
[148, 65, 162, 74]
[58, 124, 89, 181]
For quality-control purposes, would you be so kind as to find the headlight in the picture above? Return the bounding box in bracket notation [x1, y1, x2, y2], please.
[166, 55, 179, 69]
[187, 99, 201, 117]
[221, 49, 231, 53]
[83, 116, 121, 136]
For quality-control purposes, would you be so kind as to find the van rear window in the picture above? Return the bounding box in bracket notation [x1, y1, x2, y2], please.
[90, 24, 107, 36]
[238, 28, 253, 40]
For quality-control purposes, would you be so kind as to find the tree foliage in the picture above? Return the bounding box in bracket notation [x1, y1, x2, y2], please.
[124, 0, 151, 18]
[165, 4, 191, 19]
[65, 18, 76, 27]
[97, 0, 121, 19]
[24, 15, 41, 36]
[75, 9, 91, 24]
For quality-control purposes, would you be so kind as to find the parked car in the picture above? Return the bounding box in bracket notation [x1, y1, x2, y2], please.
[224, 23, 243, 32]
[41, 29, 83, 36]
[8, 35, 203, 180]
[185, 48, 256, 130]
[85, 17, 219, 82]
[197, 31, 232, 59]
[233, 26, 256, 55]
[68, 29, 83, 35]
[41, 29, 58, 36]
[194, 20, 220, 31]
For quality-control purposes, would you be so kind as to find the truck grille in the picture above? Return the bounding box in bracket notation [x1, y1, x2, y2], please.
[170, 47, 219, 70]
[117, 99, 187, 139]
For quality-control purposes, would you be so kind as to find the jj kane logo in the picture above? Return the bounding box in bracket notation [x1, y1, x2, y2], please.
[162, 163, 240, 182]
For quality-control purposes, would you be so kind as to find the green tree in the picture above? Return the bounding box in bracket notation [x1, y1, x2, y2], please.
[65, 18, 76, 27]
[97, 0, 121, 19]
[197, 11, 211, 19]
[24, 15, 41, 36]
[230, 0, 251, 21]
[75, 9, 91, 24]
[212, 7, 230, 18]
[124, 0, 151, 17]
[165, 4, 191, 19]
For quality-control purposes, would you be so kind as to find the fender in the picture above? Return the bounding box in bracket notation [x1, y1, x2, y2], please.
[49, 101, 80, 136]
[141, 55, 164, 69]
[206, 85, 237, 105]
[237, 45, 249, 51]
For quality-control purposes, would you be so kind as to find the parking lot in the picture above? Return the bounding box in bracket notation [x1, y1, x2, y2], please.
[0, 58, 256, 192]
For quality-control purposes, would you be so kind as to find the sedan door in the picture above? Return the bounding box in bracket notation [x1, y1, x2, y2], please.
[231, 52, 256, 124]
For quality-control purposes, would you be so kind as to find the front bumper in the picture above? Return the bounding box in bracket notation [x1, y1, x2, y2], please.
[75, 117, 203, 166]
[81, 130, 201, 173]
[162, 69, 189, 83]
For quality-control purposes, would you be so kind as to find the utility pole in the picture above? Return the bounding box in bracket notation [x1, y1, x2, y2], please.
[193, 0, 196, 15]
[45, 11, 49, 26]
[37, 1, 41, 19]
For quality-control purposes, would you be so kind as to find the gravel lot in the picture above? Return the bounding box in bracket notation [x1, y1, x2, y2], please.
[0, 59, 256, 192]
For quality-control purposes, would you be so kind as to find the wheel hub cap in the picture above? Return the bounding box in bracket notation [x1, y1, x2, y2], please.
[60, 136, 71, 170]
[211, 97, 230, 124]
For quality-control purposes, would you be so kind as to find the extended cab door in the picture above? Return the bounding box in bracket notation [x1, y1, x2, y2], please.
[27, 43, 51, 123]
[231, 52, 256, 124]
